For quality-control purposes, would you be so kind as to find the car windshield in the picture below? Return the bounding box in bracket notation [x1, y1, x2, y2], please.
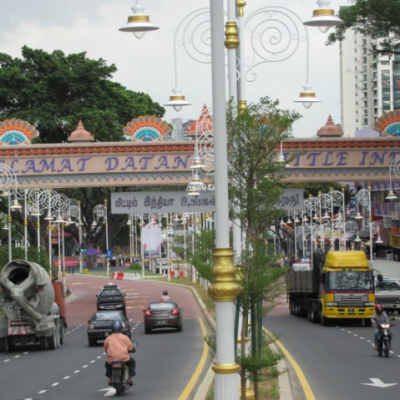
[376, 281, 400, 291]
[326, 270, 374, 291]
[100, 289, 121, 297]
[93, 311, 125, 321]
[148, 302, 176, 310]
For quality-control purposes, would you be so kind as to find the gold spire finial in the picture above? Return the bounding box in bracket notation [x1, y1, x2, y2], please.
[236, 0, 246, 17]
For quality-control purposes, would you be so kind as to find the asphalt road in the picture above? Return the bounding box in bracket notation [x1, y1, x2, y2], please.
[265, 296, 400, 400]
[0, 276, 211, 400]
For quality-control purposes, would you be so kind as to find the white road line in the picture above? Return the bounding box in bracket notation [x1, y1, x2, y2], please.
[90, 360, 95, 363]
[360, 337, 364, 340]
[23, 352, 29, 354]
[38, 390, 47, 394]
[51, 382, 59, 387]
[63, 376, 71, 380]
[347, 331, 352, 334]
[4, 359, 10, 363]
[97, 356, 102, 359]
[15, 355, 20, 358]
[82, 365, 88, 368]
[73, 370, 80, 373]
[354, 334, 358, 337]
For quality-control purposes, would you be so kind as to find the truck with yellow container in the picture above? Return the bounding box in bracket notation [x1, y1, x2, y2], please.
[288, 250, 375, 326]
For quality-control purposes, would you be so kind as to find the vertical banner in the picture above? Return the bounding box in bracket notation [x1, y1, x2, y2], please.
[141, 223, 163, 259]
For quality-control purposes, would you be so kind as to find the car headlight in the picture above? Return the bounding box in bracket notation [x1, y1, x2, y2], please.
[364, 302, 375, 307]
[326, 302, 338, 307]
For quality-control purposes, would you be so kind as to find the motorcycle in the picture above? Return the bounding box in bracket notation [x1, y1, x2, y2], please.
[110, 343, 137, 396]
[373, 318, 395, 358]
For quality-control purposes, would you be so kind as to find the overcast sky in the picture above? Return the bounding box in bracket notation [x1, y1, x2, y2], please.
[0, 0, 346, 138]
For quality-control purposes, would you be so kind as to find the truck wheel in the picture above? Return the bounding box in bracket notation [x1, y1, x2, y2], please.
[59, 320, 65, 345]
[39, 337, 48, 350]
[307, 308, 312, 321]
[289, 300, 294, 315]
[320, 312, 329, 326]
[48, 327, 57, 350]
[0, 337, 9, 352]
[364, 318, 372, 327]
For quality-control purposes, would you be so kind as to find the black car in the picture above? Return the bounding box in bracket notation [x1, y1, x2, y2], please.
[96, 283, 126, 312]
[143, 301, 184, 334]
[87, 310, 131, 346]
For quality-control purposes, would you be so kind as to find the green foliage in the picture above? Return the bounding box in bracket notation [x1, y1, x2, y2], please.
[327, 0, 400, 56]
[0, 46, 165, 144]
[0, 246, 52, 274]
[190, 229, 215, 282]
[129, 263, 142, 271]
[237, 333, 283, 381]
[227, 97, 301, 239]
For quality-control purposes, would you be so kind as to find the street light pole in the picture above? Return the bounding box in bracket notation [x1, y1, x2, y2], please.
[207, 1, 240, 399]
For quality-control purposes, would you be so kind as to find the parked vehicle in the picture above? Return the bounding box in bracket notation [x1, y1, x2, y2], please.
[0, 260, 68, 351]
[96, 283, 126, 313]
[87, 310, 131, 346]
[143, 301, 184, 334]
[288, 250, 375, 326]
[373, 317, 395, 357]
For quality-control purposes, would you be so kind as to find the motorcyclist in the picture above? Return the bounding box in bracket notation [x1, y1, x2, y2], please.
[104, 321, 136, 386]
[161, 290, 172, 302]
[371, 304, 390, 350]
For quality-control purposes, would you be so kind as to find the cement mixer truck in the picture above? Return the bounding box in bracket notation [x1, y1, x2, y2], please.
[0, 260, 67, 351]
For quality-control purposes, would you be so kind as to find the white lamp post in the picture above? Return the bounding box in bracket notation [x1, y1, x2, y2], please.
[356, 187, 374, 265]
[93, 200, 109, 276]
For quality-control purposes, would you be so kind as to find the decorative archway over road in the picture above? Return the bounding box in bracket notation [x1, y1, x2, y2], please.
[0, 137, 398, 188]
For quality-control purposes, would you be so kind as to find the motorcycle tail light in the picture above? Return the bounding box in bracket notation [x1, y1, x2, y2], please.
[121, 322, 126, 328]
[171, 309, 179, 315]
[145, 310, 152, 316]
[88, 324, 94, 329]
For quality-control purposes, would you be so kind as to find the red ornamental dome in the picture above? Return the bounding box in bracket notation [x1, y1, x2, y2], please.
[67, 120, 95, 142]
[317, 115, 343, 137]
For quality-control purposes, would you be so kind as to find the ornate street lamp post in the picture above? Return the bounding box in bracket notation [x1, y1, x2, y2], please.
[93, 200, 110, 276]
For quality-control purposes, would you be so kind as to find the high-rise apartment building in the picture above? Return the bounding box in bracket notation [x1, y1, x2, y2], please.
[340, 19, 400, 136]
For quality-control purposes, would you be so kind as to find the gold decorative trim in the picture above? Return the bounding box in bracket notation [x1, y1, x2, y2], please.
[238, 100, 247, 114]
[170, 95, 185, 101]
[240, 387, 255, 400]
[208, 247, 241, 302]
[236, 0, 247, 17]
[225, 22, 239, 49]
[313, 9, 334, 16]
[128, 15, 150, 22]
[237, 336, 249, 343]
[300, 92, 316, 97]
[212, 362, 240, 374]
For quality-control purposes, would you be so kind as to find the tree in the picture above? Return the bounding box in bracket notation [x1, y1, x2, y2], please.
[227, 97, 301, 400]
[0, 46, 165, 143]
[327, 0, 400, 56]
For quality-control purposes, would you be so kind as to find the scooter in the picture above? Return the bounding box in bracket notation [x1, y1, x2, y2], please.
[373, 318, 395, 358]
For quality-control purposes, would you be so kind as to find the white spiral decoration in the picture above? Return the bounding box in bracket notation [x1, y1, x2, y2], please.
[243, 7, 307, 83]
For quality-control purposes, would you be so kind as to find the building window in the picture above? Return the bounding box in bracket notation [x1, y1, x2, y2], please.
[363, 118, 368, 125]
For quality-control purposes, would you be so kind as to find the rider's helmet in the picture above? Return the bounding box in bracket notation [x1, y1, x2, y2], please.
[163, 290, 168, 296]
[111, 320, 123, 333]
[375, 304, 384, 315]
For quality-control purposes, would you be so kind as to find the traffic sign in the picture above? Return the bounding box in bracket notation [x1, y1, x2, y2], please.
[106, 249, 112, 258]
